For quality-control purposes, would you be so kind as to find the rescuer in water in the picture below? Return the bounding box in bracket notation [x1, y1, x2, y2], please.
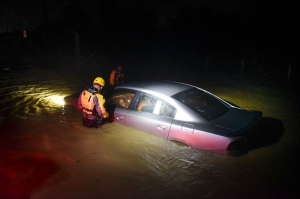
[110, 65, 125, 87]
[78, 77, 109, 128]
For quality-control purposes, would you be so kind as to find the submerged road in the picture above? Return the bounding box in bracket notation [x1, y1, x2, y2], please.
[1, 67, 299, 199]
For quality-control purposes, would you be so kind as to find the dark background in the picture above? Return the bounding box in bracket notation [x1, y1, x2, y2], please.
[0, 2, 299, 198]
[0, 0, 298, 85]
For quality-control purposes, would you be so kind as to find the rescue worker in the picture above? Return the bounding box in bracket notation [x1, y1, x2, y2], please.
[78, 77, 109, 128]
[109, 65, 125, 86]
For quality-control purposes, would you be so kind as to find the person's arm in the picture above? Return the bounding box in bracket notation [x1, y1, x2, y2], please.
[137, 101, 146, 111]
[114, 71, 119, 81]
[95, 94, 109, 118]
[77, 90, 84, 110]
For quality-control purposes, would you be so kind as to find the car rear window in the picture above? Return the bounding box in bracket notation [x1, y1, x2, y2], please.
[171, 88, 228, 121]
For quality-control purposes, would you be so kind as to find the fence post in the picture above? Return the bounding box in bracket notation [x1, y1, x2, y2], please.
[240, 59, 245, 76]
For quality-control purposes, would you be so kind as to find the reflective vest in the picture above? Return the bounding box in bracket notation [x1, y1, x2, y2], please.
[110, 70, 124, 86]
[110, 70, 116, 85]
[80, 89, 95, 115]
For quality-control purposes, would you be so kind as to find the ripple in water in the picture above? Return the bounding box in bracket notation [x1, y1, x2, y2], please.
[0, 68, 74, 121]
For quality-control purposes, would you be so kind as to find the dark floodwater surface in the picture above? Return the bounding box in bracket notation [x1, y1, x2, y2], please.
[0, 67, 299, 199]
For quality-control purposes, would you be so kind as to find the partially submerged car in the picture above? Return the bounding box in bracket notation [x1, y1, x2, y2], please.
[105, 80, 262, 155]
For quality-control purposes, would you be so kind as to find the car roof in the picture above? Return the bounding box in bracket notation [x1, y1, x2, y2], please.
[116, 80, 192, 97]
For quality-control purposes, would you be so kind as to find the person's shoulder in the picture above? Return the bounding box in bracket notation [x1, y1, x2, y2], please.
[80, 89, 87, 94]
[95, 93, 104, 98]
[87, 88, 95, 93]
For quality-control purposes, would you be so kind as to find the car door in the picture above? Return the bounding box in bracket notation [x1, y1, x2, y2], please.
[124, 93, 176, 139]
[114, 108, 128, 125]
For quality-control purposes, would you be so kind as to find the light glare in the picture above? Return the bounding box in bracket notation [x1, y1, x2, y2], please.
[46, 95, 65, 106]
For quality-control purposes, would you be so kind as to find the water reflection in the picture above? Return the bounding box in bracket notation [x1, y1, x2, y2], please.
[0, 69, 72, 120]
[46, 95, 65, 106]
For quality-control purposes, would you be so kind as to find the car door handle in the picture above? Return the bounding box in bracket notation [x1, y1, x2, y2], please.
[156, 124, 165, 130]
[116, 116, 124, 120]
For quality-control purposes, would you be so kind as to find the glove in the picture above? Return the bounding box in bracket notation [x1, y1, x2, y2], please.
[103, 112, 109, 118]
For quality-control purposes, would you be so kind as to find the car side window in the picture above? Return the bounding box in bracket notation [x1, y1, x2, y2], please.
[136, 93, 176, 118]
[160, 102, 175, 118]
[106, 89, 136, 108]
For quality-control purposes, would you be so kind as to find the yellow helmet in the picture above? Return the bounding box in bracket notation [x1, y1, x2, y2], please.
[93, 77, 105, 87]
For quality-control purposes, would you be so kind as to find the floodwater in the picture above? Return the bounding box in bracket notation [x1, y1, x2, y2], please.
[0, 67, 299, 199]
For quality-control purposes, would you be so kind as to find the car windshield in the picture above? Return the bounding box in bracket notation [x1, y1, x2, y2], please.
[171, 88, 228, 121]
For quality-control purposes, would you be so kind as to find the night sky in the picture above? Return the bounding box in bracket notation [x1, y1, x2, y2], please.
[0, 0, 298, 81]
[1, 0, 294, 31]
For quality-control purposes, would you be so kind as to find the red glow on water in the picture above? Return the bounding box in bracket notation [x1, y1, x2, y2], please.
[107, 114, 115, 123]
[0, 120, 60, 199]
[0, 150, 60, 199]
